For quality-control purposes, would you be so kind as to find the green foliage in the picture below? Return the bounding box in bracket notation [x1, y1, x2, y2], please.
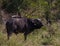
[0, 0, 59, 22]
[1, 0, 39, 13]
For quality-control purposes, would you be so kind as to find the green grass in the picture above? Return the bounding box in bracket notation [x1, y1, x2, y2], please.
[0, 22, 60, 46]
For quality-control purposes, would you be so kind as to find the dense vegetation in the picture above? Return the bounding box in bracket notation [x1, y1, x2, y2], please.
[0, 0, 60, 46]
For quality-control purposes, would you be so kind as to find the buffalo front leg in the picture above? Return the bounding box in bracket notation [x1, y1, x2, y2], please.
[24, 32, 28, 41]
[7, 31, 12, 40]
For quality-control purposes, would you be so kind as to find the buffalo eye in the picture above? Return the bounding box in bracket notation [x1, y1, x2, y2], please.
[34, 23, 37, 25]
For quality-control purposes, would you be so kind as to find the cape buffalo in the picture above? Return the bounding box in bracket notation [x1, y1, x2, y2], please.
[6, 16, 43, 40]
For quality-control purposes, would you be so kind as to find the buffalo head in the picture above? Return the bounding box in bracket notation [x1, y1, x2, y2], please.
[32, 19, 43, 29]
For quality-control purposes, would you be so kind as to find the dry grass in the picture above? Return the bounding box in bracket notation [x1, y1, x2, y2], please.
[0, 22, 60, 46]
